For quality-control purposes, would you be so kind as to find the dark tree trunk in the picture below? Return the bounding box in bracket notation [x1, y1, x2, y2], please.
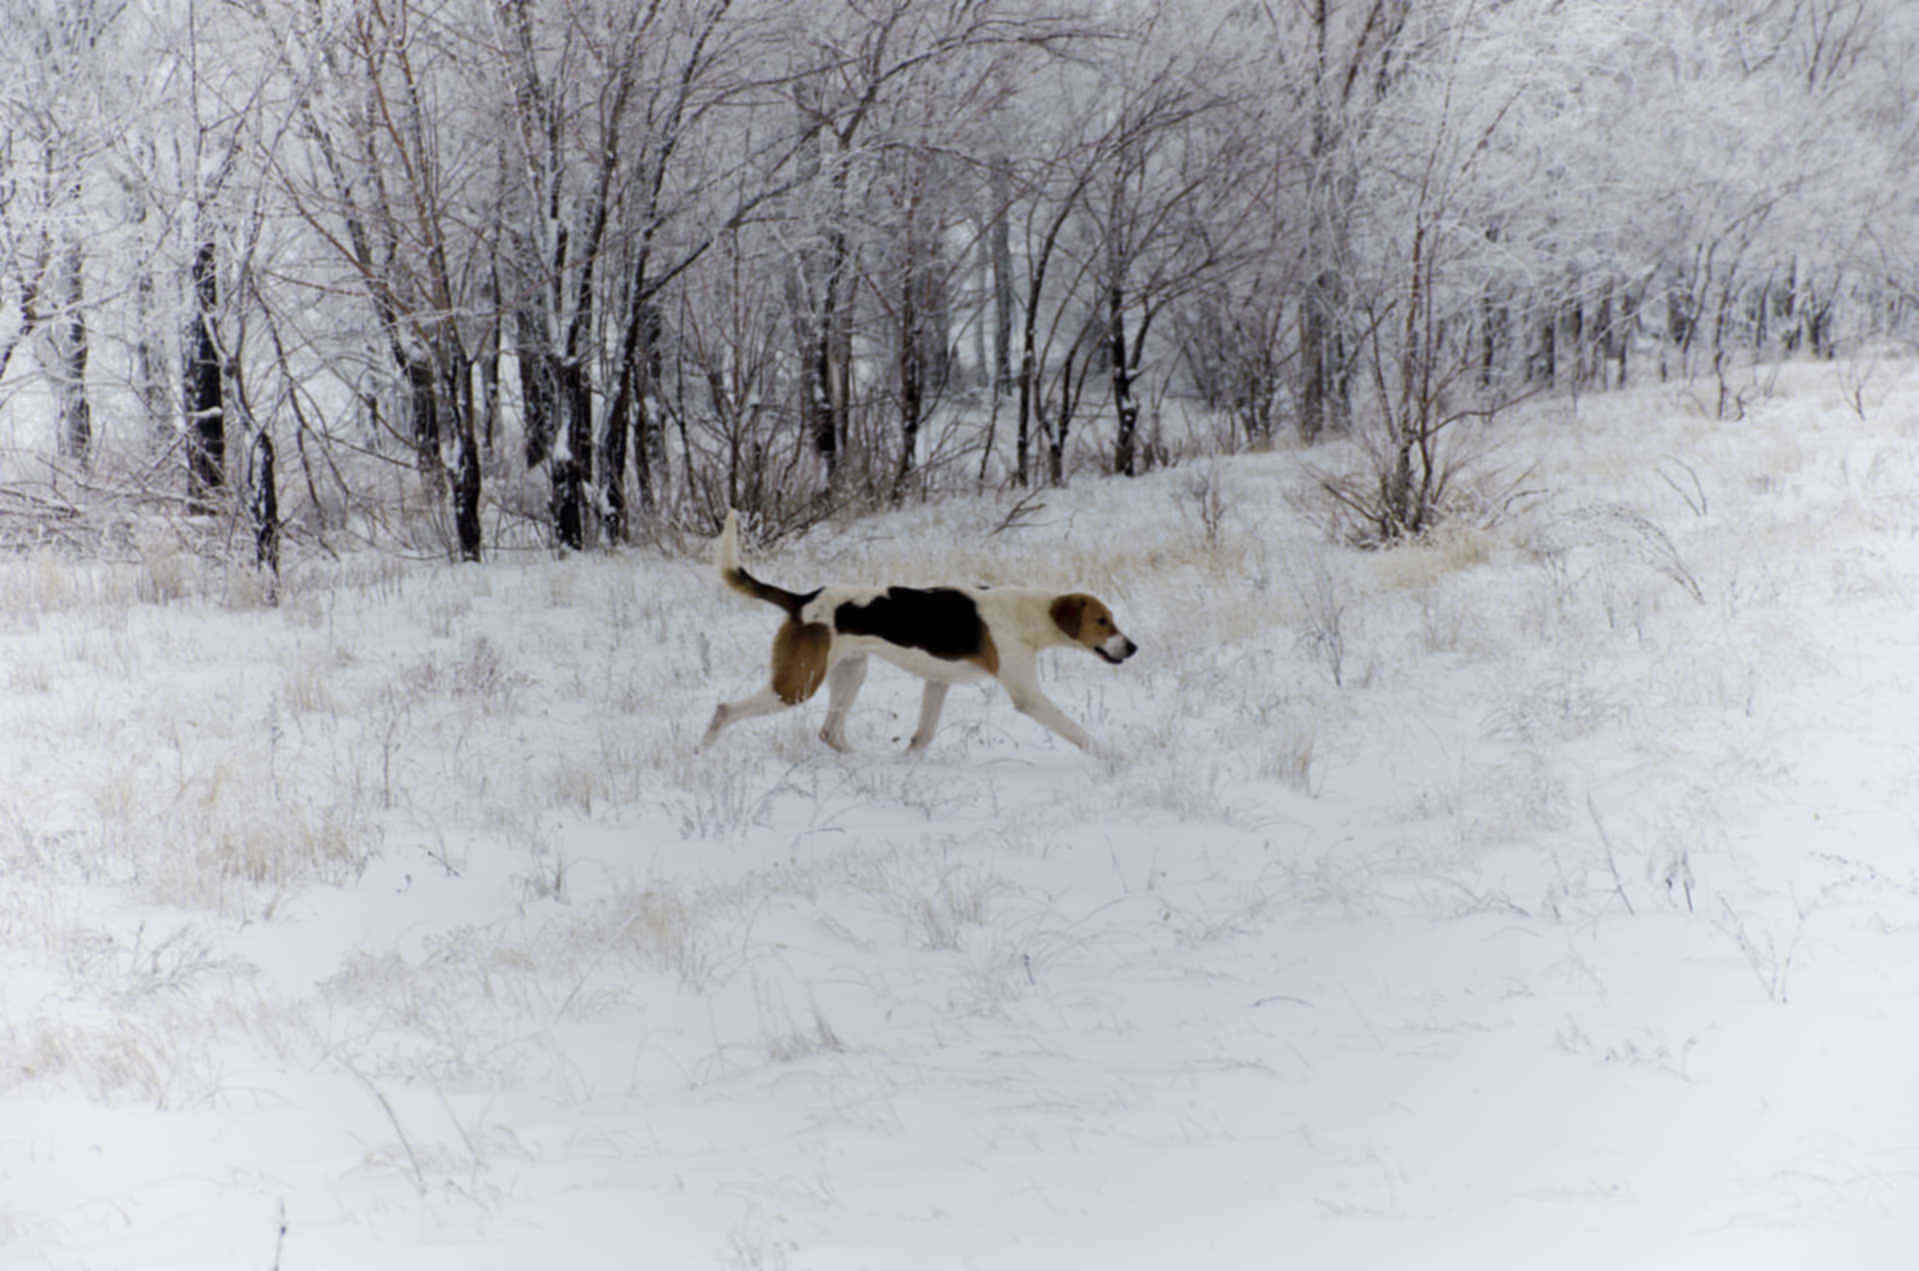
[1479, 293, 1500, 389]
[428, 347, 481, 561]
[451, 419, 482, 562]
[549, 359, 592, 551]
[809, 238, 851, 477]
[894, 185, 931, 503]
[1110, 284, 1139, 477]
[1807, 298, 1834, 358]
[1016, 339, 1034, 487]
[1298, 51, 1331, 448]
[1781, 257, 1802, 353]
[1477, 225, 1502, 389]
[56, 239, 91, 469]
[1568, 297, 1586, 387]
[1046, 344, 1078, 488]
[792, 110, 853, 486]
[1616, 285, 1637, 388]
[401, 352, 442, 491]
[1297, 285, 1328, 444]
[599, 390, 630, 544]
[1534, 307, 1556, 385]
[895, 270, 923, 503]
[477, 269, 502, 459]
[1012, 190, 1082, 487]
[248, 426, 279, 578]
[1594, 281, 1616, 389]
[609, 296, 662, 517]
[516, 308, 556, 467]
[453, 436, 482, 561]
[185, 239, 224, 510]
[602, 280, 647, 537]
[1014, 254, 1051, 488]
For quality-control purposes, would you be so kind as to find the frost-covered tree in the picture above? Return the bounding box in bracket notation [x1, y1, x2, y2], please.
[1, 0, 1916, 552]
[0, 0, 130, 471]
[264, 0, 489, 558]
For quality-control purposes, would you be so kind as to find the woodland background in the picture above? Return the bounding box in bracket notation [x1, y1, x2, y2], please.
[0, 0, 1914, 561]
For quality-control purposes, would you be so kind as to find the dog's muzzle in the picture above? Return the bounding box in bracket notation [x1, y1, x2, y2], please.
[1098, 635, 1138, 665]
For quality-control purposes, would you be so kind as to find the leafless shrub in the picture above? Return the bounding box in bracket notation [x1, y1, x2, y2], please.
[1307, 422, 1539, 551]
[1178, 461, 1228, 551]
[986, 485, 1047, 537]
[1541, 503, 1705, 604]
[451, 634, 527, 712]
[1836, 348, 1896, 421]
[1715, 897, 1807, 1004]
[1291, 556, 1350, 687]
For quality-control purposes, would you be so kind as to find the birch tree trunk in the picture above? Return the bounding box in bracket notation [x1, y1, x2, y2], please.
[54, 237, 91, 469]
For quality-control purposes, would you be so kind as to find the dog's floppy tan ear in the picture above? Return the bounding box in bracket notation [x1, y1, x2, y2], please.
[1049, 594, 1088, 641]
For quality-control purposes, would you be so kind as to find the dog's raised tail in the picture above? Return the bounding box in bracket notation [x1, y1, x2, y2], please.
[715, 507, 743, 577]
[715, 509, 814, 620]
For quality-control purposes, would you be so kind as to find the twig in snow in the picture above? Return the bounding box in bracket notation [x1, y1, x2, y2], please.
[1588, 794, 1635, 917]
[343, 1061, 427, 1196]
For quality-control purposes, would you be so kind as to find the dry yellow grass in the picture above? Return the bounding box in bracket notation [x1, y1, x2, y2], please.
[616, 888, 693, 967]
[87, 746, 366, 912]
[92, 770, 140, 830]
[283, 660, 339, 714]
[549, 761, 602, 816]
[1208, 590, 1306, 644]
[0, 550, 76, 613]
[4, 1019, 174, 1104]
[132, 526, 188, 604]
[194, 805, 359, 889]
[1370, 522, 1499, 590]
[31, 550, 70, 610]
[219, 564, 278, 611]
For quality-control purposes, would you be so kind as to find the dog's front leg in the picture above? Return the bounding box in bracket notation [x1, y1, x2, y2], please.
[999, 659, 1092, 751]
[906, 682, 950, 751]
[1009, 689, 1092, 750]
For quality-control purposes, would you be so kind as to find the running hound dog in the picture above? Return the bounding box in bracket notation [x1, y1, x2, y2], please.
[699, 510, 1137, 752]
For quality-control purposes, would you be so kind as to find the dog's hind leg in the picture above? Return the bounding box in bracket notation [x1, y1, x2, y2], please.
[700, 686, 789, 748]
[819, 654, 868, 751]
[906, 682, 950, 752]
[702, 619, 831, 749]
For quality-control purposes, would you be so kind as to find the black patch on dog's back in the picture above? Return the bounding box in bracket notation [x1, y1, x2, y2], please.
[834, 587, 985, 661]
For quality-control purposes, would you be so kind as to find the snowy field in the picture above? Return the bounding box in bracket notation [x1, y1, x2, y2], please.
[5, 363, 1919, 1268]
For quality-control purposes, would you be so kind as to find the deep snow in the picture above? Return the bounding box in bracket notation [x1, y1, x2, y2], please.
[5, 362, 1919, 1268]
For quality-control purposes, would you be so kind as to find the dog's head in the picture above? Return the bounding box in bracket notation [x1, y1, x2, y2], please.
[1049, 594, 1138, 665]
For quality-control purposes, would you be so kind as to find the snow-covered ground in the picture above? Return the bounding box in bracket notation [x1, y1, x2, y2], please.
[6, 363, 1919, 1268]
